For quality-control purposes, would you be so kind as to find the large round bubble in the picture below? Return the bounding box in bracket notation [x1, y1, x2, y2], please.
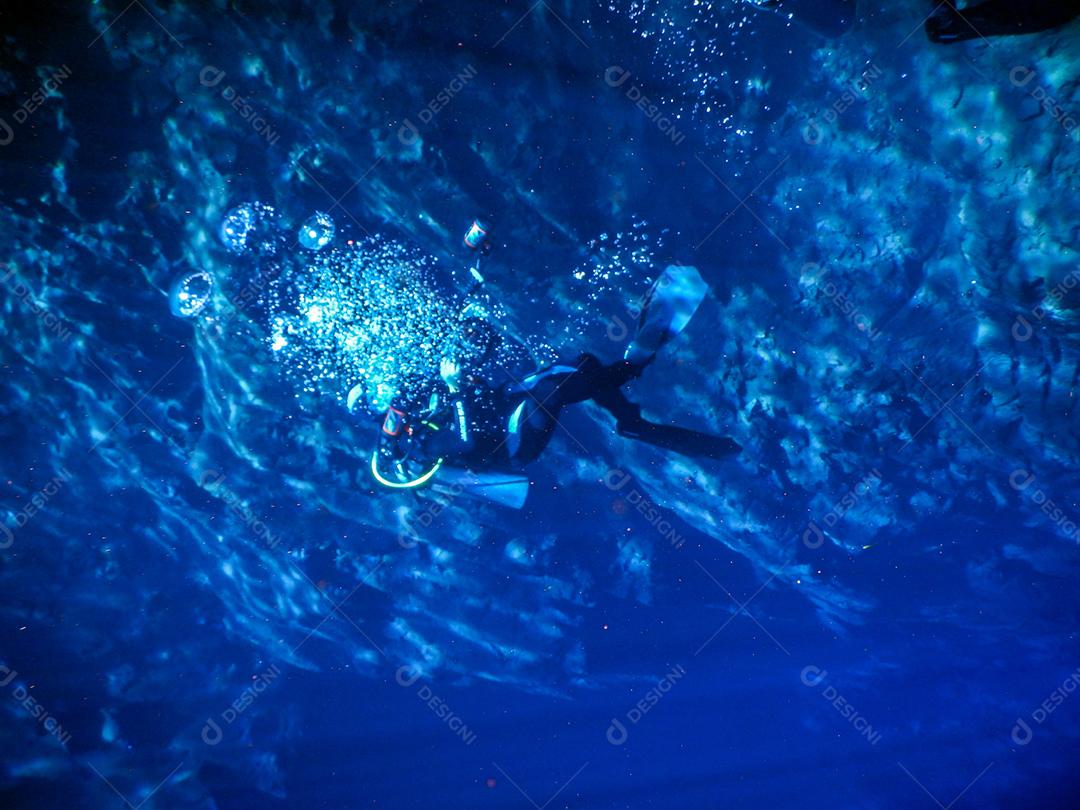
[220, 202, 282, 256]
[168, 270, 214, 318]
[298, 212, 335, 251]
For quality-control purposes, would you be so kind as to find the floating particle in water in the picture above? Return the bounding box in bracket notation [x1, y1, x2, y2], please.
[298, 212, 335, 251]
[220, 201, 282, 256]
[168, 270, 214, 318]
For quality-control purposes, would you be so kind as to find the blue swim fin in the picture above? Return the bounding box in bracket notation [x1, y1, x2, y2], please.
[624, 265, 709, 365]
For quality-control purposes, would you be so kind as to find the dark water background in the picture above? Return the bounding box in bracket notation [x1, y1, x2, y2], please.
[2, 1, 1080, 808]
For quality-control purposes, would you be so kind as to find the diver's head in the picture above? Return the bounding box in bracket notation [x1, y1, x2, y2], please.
[457, 317, 501, 365]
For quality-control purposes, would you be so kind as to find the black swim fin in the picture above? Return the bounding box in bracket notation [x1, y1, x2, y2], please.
[625, 265, 709, 366]
[925, 0, 1080, 43]
[616, 419, 741, 460]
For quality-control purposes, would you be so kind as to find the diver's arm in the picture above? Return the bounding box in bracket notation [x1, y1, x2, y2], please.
[432, 358, 473, 453]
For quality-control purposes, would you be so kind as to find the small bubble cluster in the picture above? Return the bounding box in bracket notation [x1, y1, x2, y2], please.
[560, 221, 662, 341]
[169, 270, 214, 318]
[298, 212, 335, 251]
[578, 221, 659, 306]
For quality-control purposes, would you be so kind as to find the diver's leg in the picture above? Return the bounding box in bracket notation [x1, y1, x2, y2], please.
[504, 354, 641, 464]
[506, 375, 566, 465]
[551, 355, 742, 460]
[514, 354, 740, 460]
[511, 410, 557, 465]
[535, 354, 643, 408]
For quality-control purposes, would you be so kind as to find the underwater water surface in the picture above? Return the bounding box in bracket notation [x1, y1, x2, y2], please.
[2, 1, 1080, 808]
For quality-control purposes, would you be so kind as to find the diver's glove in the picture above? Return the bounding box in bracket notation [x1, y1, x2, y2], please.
[440, 358, 462, 394]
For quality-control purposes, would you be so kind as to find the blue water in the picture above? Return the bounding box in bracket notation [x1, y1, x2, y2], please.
[2, 1, 1080, 808]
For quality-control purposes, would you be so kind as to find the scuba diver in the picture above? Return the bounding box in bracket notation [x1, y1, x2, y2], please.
[368, 264, 741, 508]
[925, 0, 1080, 43]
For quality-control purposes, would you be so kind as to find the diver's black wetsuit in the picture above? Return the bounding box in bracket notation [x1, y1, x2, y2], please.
[427, 354, 740, 468]
[926, 0, 1080, 43]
